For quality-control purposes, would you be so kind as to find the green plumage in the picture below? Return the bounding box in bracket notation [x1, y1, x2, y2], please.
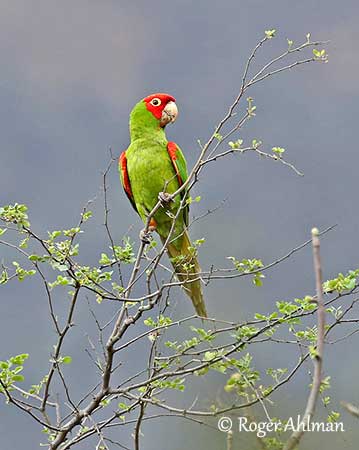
[120, 95, 207, 317]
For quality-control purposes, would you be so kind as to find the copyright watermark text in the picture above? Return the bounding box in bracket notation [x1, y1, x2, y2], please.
[218, 415, 345, 437]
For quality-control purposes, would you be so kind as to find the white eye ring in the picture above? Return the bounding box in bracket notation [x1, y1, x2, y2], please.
[150, 98, 161, 106]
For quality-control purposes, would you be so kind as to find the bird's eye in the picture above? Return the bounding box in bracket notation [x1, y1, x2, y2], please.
[150, 98, 161, 106]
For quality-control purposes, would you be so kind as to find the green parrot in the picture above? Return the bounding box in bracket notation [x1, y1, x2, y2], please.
[119, 93, 207, 317]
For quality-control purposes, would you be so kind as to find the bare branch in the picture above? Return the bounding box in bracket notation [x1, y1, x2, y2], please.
[284, 228, 325, 450]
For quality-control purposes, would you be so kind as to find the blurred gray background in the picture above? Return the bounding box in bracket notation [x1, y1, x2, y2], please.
[0, 0, 358, 448]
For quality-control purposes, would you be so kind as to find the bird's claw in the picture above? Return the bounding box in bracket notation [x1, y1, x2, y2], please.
[158, 192, 173, 205]
[140, 229, 152, 244]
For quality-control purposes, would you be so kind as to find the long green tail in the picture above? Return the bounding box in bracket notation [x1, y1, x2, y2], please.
[162, 230, 207, 317]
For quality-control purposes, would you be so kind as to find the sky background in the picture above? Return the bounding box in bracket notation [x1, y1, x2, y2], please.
[0, 1, 358, 449]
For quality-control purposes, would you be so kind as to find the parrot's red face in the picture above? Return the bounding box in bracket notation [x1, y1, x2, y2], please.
[143, 93, 178, 127]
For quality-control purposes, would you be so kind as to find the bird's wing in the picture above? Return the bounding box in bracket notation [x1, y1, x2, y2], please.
[119, 151, 138, 214]
[167, 141, 189, 226]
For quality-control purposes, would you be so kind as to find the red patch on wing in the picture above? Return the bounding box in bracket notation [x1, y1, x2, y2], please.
[143, 93, 176, 119]
[119, 151, 133, 199]
[167, 142, 182, 185]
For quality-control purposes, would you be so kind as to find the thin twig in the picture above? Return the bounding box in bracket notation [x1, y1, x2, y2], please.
[284, 228, 325, 450]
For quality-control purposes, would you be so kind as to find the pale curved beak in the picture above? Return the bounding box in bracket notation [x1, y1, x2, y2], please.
[160, 101, 178, 127]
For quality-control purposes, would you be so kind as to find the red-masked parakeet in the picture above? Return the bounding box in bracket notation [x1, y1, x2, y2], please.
[119, 93, 207, 317]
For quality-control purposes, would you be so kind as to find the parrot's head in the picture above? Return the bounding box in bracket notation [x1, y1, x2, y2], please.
[129, 93, 178, 139]
[143, 93, 178, 127]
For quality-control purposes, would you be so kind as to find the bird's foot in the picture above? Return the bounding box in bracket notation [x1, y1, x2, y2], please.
[158, 191, 173, 206]
[140, 229, 153, 244]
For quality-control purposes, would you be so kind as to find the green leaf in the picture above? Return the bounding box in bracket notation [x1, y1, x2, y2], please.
[265, 29, 276, 39]
[12, 375, 25, 382]
[327, 411, 340, 423]
[51, 262, 69, 272]
[10, 354, 29, 365]
[82, 211, 93, 222]
[254, 313, 267, 320]
[247, 97, 256, 117]
[0, 203, 30, 228]
[19, 237, 29, 248]
[63, 227, 81, 237]
[62, 356, 72, 365]
[144, 318, 156, 327]
[113, 238, 135, 264]
[272, 147, 285, 157]
[48, 230, 62, 240]
[0, 270, 8, 285]
[228, 139, 243, 149]
[99, 253, 112, 265]
[203, 351, 217, 361]
[49, 275, 72, 289]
